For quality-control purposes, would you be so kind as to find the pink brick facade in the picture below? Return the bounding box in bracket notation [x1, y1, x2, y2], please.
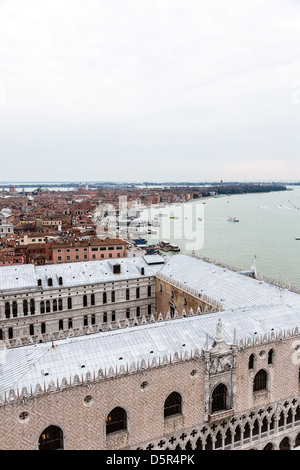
[1, 333, 300, 450]
[51, 238, 127, 264]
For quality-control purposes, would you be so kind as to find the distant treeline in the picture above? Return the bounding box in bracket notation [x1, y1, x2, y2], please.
[196, 183, 287, 198]
[140, 181, 289, 187]
[0, 181, 289, 191]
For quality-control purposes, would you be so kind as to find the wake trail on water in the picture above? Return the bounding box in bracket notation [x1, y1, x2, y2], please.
[277, 204, 296, 211]
[260, 205, 274, 211]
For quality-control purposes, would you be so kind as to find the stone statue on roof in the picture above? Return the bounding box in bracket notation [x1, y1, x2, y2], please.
[216, 318, 223, 340]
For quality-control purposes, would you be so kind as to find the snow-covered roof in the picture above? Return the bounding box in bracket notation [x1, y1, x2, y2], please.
[0, 301, 299, 395]
[1, 254, 300, 395]
[0, 255, 167, 292]
[158, 254, 300, 311]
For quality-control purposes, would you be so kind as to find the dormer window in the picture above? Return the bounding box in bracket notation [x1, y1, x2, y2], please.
[113, 264, 121, 274]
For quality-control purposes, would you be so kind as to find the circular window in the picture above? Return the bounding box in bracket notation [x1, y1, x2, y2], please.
[140, 381, 149, 391]
[190, 369, 198, 378]
[18, 411, 30, 423]
[83, 395, 93, 406]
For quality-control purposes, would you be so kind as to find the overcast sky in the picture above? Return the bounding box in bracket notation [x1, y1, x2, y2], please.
[0, 0, 300, 182]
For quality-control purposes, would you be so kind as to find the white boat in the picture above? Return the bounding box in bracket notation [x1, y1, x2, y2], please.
[228, 216, 239, 222]
[151, 218, 160, 227]
[169, 244, 180, 252]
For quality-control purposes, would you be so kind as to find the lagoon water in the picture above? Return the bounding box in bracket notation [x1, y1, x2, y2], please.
[142, 186, 300, 289]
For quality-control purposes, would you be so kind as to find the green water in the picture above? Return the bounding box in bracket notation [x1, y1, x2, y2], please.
[142, 186, 300, 289]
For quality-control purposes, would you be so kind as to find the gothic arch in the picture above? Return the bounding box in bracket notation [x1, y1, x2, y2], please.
[248, 353, 256, 370]
[204, 434, 213, 450]
[215, 430, 223, 449]
[211, 383, 229, 413]
[234, 424, 242, 443]
[253, 369, 268, 392]
[267, 348, 275, 365]
[279, 436, 291, 450]
[263, 442, 275, 450]
[195, 437, 203, 450]
[294, 432, 300, 448]
[38, 425, 64, 450]
[164, 391, 183, 418]
[106, 406, 128, 436]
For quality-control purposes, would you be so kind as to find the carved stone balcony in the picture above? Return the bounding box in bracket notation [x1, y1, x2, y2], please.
[208, 408, 235, 423]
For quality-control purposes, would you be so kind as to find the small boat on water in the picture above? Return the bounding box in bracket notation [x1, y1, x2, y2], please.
[151, 218, 160, 227]
[295, 237, 300, 240]
[228, 216, 239, 222]
[169, 244, 180, 252]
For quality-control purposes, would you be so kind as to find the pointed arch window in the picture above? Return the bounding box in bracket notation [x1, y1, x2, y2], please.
[211, 383, 228, 413]
[106, 407, 127, 435]
[164, 392, 182, 418]
[268, 349, 274, 365]
[38, 425, 64, 450]
[248, 353, 255, 369]
[253, 369, 267, 392]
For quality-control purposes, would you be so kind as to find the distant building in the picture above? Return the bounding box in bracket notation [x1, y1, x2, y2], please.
[0, 253, 25, 266]
[0, 213, 14, 238]
[51, 237, 128, 264]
